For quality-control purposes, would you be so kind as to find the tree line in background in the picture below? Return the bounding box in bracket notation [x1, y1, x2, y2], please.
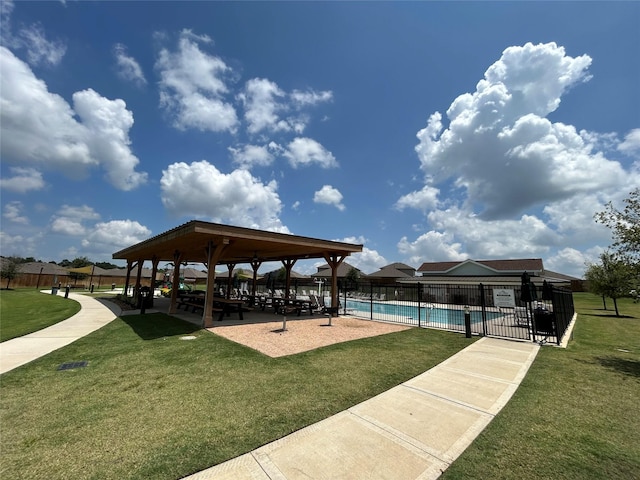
[586, 188, 640, 316]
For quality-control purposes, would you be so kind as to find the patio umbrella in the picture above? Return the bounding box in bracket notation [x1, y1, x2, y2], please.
[520, 272, 537, 303]
[542, 280, 554, 301]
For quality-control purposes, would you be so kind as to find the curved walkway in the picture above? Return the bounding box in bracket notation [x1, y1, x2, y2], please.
[183, 336, 539, 480]
[0, 292, 120, 375]
[0, 293, 540, 479]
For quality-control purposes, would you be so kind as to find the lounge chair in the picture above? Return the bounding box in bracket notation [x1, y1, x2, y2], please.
[514, 307, 530, 327]
[309, 294, 323, 313]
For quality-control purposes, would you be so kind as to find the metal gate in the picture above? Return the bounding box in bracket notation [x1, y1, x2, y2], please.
[340, 281, 574, 345]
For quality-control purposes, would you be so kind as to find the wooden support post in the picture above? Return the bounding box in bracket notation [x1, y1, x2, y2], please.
[203, 241, 228, 327]
[168, 251, 183, 314]
[323, 253, 346, 314]
[282, 259, 296, 300]
[149, 256, 159, 308]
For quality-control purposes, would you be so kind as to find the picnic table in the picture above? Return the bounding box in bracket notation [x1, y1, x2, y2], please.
[257, 296, 313, 316]
[177, 292, 206, 312]
[177, 293, 246, 321]
[212, 297, 246, 321]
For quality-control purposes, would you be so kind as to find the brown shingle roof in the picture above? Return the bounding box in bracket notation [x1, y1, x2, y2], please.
[312, 262, 362, 278]
[368, 265, 414, 278]
[14, 262, 70, 275]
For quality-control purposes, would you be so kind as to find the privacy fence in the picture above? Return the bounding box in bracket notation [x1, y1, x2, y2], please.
[337, 281, 575, 345]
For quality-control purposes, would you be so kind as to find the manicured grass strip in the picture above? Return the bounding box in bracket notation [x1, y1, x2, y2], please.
[0, 289, 81, 342]
[441, 293, 640, 480]
[0, 313, 474, 480]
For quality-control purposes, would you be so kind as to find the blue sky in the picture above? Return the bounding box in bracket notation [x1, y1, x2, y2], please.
[1, 1, 639, 278]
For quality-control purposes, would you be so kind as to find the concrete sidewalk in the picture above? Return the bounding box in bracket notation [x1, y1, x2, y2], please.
[183, 337, 539, 480]
[0, 292, 119, 374]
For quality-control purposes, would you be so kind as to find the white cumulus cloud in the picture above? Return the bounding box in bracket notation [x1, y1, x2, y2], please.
[160, 160, 289, 232]
[314, 185, 345, 211]
[411, 42, 624, 219]
[395, 185, 440, 212]
[81, 220, 151, 250]
[335, 235, 387, 274]
[238, 80, 333, 136]
[398, 231, 467, 266]
[50, 205, 101, 236]
[284, 137, 338, 169]
[156, 29, 238, 133]
[228, 144, 276, 169]
[0, 167, 45, 192]
[3, 201, 28, 225]
[0, 47, 148, 190]
[396, 42, 640, 278]
[618, 128, 640, 155]
[73, 89, 148, 190]
[239, 78, 290, 135]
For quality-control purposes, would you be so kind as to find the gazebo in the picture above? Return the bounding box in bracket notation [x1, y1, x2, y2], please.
[112, 220, 363, 326]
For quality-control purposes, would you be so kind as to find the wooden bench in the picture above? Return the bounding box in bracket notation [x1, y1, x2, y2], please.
[180, 301, 205, 313]
[178, 300, 225, 317]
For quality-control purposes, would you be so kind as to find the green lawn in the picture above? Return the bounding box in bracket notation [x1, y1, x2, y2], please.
[2, 293, 638, 480]
[441, 293, 640, 480]
[0, 289, 81, 342]
[0, 312, 474, 480]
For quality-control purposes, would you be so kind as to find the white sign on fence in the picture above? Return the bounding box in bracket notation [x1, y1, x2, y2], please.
[493, 288, 516, 308]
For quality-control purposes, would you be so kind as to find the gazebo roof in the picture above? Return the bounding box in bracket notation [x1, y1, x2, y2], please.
[112, 220, 363, 265]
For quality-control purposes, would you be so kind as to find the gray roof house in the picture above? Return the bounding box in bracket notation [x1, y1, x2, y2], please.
[367, 262, 416, 281]
[311, 262, 364, 279]
[413, 258, 580, 286]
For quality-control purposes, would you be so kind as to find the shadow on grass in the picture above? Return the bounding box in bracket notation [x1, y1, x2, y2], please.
[121, 313, 201, 340]
[588, 313, 635, 319]
[94, 298, 124, 316]
[596, 356, 640, 378]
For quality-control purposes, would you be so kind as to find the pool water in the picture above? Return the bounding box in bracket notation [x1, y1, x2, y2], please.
[345, 299, 499, 325]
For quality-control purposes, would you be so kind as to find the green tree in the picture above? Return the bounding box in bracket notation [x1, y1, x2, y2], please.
[585, 251, 633, 317]
[595, 188, 640, 267]
[70, 257, 92, 268]
[345, 267, 360, 289]
[1, 257, 22, 289]
[95, 261, 119, 270]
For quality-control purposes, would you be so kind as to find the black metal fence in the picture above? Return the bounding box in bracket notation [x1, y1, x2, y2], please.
[338, 281, 575, 345]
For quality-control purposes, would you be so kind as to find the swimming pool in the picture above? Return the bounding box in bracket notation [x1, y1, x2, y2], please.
[345, 299, 500, 326]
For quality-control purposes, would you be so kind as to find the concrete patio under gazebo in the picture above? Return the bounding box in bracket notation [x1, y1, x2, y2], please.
[112, 221, 363, 327]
